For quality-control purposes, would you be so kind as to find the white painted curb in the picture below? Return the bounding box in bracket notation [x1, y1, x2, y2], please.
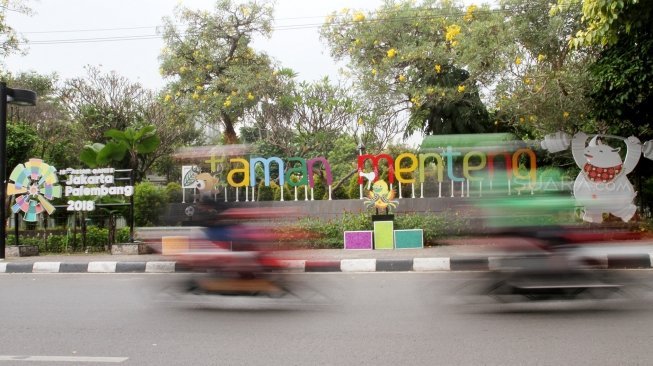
[88, 261, 117, 273]
[341, 259, 376, 272]
[413, 257, 450, 271]
[0, 263, 6, 273]
[145, 261, 176, 273]
[33, 262, 61, 273]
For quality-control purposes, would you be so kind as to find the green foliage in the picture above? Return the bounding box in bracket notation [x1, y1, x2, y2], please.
[159, 0, 284, 143]
[257, 180, 276, 201]
[0, 1, 31, 58]
[80, 125, 161, 182]
[586, 7, 652, 140]
[284, 211, 469, 248]
[552, 0, 641, 47]
[134, 182, 168, 226]
[6, 123, 38, 169]
[116, 227, 131, 243]
[165, 182, 182, 203]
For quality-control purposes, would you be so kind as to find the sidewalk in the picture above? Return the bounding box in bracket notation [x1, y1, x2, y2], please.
[2, 238, 653, 273]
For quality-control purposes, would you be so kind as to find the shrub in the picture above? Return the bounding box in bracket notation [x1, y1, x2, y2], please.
[134, 182, 168, 226]
[117, 227, 131, 243]
[165, 182, 183, 203]
[85, 226, 109, 249]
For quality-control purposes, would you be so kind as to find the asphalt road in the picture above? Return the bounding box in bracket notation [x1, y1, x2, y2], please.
[1, 272, 653, 365]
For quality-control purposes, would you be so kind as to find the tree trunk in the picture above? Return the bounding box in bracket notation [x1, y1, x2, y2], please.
[222, 113, 239, 144]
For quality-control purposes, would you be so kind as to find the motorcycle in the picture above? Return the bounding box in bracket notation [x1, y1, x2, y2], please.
[455, 226, 653, 307]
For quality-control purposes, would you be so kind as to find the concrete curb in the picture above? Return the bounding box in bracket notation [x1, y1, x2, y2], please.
[1, 255, 652, 273]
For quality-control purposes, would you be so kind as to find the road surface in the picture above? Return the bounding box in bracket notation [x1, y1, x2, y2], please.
[1, 272, 652, 365]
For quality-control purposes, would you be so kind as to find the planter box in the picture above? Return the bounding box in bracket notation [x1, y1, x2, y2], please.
[110, 243, 155, 255]
[5, 245, 39, 257]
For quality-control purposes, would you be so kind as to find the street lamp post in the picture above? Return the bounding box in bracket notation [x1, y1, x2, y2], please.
[0, 82, 37, 259]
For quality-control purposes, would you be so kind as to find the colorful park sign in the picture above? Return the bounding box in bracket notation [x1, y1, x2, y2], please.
[7, 159, 62, 222]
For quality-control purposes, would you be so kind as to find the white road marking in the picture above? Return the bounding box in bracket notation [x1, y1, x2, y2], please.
[0, 355, 128, 363]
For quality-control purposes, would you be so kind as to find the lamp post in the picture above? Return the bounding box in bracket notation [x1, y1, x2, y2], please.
[0, 82, 37, 259]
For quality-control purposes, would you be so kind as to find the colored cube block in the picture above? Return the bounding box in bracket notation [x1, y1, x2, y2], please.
[394, 229, 423, 249]
[373, 221, 394, 250]
[344, 231, 373, 250]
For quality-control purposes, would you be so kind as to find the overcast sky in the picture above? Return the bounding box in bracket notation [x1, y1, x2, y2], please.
[5, 0, 383, 90]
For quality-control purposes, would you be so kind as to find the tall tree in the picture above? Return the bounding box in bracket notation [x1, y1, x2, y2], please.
[0, 0, 30, 61]
[60, 66, 149, 143]
[320, 1, 501, 137]
[492, 0, 595, 137]
[60, 66, 200, 179]
[159, 0, 285, 144]
[2, 71, 77, 169]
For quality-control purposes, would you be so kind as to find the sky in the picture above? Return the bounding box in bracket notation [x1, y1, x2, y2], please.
[5, 0, 384, 90]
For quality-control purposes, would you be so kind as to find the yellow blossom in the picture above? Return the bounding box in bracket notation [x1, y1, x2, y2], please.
[179, 66, 188, 73]
[457, 84, 465, 93]
[371, 68, 377, 76]
[164, 94, 172, 103]
[240, 5, 251, 17]
[464, 5, 478, 22]
[247, 92, 255, 100]
[529, 115, 536, 122]
[195, 85, 203, 91]
[205, 64, 212, 70]
[175, 91, 181, 97]
[435, 64, 442, 73]
[537, 54, 546, 62]
[357, 117, 364, 126]
[353, 11, 365, 22]
[427, 87, 435, 94]
[231, 90, 238, 96]
[445, 24, 461, 42]
[398, 74, 406, 82]
[515, 56, 522, 65]
[387, 48, 397, 58]
[410, 96, 421, 106]
[192, 92, 200, 100]
[519, 117, 525, 123]
[563, 111, 570, 119]
[223, 99, 232, 107]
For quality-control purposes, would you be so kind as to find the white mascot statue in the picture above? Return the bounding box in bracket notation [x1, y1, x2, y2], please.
[542, 131, 645, 223]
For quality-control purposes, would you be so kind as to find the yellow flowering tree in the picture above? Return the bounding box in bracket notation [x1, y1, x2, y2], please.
[321, 0, 500, 135]
[159, 0, 288, 144]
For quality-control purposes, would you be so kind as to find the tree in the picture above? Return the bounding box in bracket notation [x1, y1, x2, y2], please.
[80, 125, 161, 182]
[320, 1, 501, 137]
[0, 0, 31, 60]
[60, 66, 150, 143]
[491, 0, 596, 137]
[552, 0, 642, 47]
[159, 0, 286, 144]
[61, 66, 200, 178]
[579, 0, 653, 140]
[2, 71, 78, 169]
[322, 0, 601, 139]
